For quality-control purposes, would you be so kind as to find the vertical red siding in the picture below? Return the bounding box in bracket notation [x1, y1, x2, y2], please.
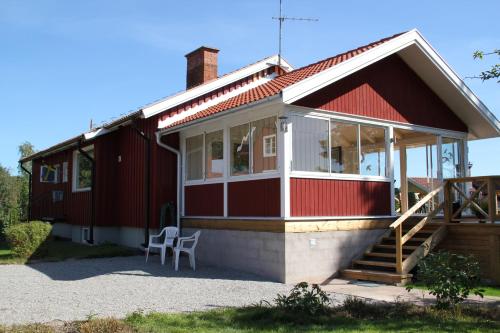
[293, 55, 468, 133]
[228, 178, 280, 217]
[184, 183, 224, 216]
[290, 178, 391, 216]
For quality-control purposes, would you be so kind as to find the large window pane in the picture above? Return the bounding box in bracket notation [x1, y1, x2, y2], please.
[441, 137, 462, 179]
[76, 149, 93, 190]
[292, 116, 329, 172]
[230, 123, 250, 176]
[330, 122, 359, 174]
[360, 125, 386, 176]
[186, 135, 203, 180]
[252, 117, 277, 173]
[205, 130, 224, 178]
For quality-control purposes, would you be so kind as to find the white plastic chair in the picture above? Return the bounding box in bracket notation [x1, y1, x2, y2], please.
[145, 226, 178, 265]
[173, 231, 201, 271]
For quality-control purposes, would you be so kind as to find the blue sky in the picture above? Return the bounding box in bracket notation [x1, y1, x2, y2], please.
[1, 0, 499, 176]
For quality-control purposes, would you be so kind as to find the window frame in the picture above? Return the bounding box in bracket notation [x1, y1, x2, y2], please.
[290, 113, 391, 182]
[72, 146, 94, 193]
[40, 164, 60, 183]
[263, 134, 277, 158]
[182, 114, 280, 186]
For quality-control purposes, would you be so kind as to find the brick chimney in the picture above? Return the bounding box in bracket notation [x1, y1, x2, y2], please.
[185, 46, 219, 89]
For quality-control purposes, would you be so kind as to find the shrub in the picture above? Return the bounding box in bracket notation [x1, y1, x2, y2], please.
[274, 282, 330, 315]
[4, 221, 52, 258]
[407, 251, 484, 309]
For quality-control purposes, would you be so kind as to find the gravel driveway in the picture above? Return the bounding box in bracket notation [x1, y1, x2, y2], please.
[0, 256, 290, 325]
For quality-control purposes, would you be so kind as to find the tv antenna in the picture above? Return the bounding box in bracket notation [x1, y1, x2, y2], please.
[272, 0, 318, 67]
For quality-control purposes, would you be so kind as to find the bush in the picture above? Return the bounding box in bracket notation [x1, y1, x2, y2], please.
[408, 251, 484, 309]
[274, 282, 330, 315]
[4, 221, 52, 258]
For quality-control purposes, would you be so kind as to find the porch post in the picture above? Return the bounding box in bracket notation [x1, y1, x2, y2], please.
[280, 106, 291, 219]
[388, 127, 395, 215]
[399, 145, 408, 213]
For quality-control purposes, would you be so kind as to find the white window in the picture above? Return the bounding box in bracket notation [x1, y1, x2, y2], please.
[52, 190, 64, 203]
[230, 123, 250, 176]
[252, 117, 277, 173]
[62, 162, 68, 183]
[292, 116, 329, 173]
[40, 164, 59, 183]
[72, 147, 93, 192]
[263, 134, 276, 157]
[292, 115, 387, 177]
[205, 130, 224, 179]
[186, 135, 204, 180]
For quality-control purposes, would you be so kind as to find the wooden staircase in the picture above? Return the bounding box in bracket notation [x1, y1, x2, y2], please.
[342, 185, 448, 285]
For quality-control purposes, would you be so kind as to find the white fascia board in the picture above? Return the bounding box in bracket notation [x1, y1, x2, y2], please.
[158, 76, 272, 129]
[142, 55, 293, 119]
[83, 128, 109, 140]
[281, 29, 499, 138]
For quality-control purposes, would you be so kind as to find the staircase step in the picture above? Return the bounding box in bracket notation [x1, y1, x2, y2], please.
[364, 252, 409, 259]
[354, 260, 396, 268]
[341, 269, 412, 285]
[374, 244, 419, 250]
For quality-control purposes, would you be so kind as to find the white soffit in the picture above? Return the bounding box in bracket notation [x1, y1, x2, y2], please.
[281, 29, 500, 140]
[142, 55, 293, 119]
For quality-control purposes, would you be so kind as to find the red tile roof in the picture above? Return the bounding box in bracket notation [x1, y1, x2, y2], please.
[162, 32, 405, 130]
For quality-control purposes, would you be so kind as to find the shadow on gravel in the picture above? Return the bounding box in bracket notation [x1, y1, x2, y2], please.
[25, 255, 272, 282]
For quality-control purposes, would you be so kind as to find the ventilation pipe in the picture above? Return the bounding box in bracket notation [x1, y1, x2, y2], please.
[155, 132, 181, 231]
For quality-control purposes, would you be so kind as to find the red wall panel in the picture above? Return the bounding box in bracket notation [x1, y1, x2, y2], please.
[228, 178, 280, 217]
[290, 178, 391, 217]
[293, 54, 468, 133]
[184, 183, 224, 216]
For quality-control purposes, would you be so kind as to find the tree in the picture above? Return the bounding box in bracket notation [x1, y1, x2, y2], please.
[0, 164, 20, 238]
[17, 142, 35, 221]
[471, 49, 500, 83]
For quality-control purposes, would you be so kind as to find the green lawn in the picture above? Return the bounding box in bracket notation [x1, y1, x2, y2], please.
[0, 239, 138, 265]
[408, 283, 500, 298]
[123, 307, 499, 333]
[1, 305, 498, 333]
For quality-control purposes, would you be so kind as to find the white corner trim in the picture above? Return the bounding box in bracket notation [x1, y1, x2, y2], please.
[158, 76, 272, 129]
[281, 29, 500, 137]
[143, 55, 293, 119]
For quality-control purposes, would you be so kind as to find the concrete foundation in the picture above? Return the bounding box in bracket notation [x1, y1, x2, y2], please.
[184, 226, 386, 283]
[51, 221, 387, 283]
[51, 223, 154, 248]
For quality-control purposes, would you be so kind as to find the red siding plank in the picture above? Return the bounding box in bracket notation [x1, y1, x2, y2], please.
[290, 178, 391, 217]
[228, 178, 280, 217]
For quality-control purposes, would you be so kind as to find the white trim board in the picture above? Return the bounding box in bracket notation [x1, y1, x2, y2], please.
[143, 55, 293, 119]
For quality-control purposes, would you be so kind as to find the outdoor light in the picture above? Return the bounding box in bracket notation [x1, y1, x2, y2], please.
[279, 116, 288, 132]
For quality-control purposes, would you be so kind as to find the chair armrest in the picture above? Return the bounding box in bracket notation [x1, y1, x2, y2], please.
[177, 237, 195, 248]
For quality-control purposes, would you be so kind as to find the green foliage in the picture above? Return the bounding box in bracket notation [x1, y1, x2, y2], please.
[407, 251, 484, 309]
[0, 165, 21, 239]
[472, 49, 500, 83]
[4, 221, 52, 258]
[274, 282, 330, 315]
[18, 142, 35, 221]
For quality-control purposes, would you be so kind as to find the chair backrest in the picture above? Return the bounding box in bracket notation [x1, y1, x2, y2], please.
[182, 230, 201, 250]
[163, 226, 178, 244]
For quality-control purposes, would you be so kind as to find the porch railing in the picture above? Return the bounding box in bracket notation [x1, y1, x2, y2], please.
[444, 176, 500, 223]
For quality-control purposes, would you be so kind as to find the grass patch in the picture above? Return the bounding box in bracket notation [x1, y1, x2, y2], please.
[408, 282, 500, 298]
[0, 239, 138, 265]
[0, 303, 498, 333]
[125, 304, 500, 333]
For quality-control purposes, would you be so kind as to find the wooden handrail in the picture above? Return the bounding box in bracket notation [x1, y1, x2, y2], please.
[390, 185, 444, 230]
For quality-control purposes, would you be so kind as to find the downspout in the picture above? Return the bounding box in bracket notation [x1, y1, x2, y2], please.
[131, 123, 151, 247]
[19, 162, 32, 221]
[155, 132, 181, 232]
[78, 142, 95, 244]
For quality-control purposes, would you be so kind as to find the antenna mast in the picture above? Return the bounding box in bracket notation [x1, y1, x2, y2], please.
[272, 0, 318, 68]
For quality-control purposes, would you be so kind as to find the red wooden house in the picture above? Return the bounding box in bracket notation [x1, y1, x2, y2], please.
[21, 30, 500, 283]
